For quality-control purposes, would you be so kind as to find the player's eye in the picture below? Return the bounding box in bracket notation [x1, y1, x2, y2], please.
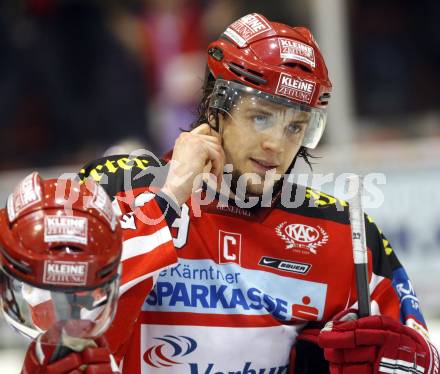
[251, 114, 270, 126]
[287, 122, 306, 135]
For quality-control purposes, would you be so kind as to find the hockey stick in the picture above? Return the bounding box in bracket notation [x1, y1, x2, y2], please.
[346, 175, 371, 318]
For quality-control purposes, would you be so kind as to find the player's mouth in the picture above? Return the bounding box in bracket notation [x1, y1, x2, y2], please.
[250, 158, 279, 173]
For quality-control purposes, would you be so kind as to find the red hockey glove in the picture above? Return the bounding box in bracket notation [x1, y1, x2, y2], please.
[318, 311, 439, 374]
[22, 324, 120, 374]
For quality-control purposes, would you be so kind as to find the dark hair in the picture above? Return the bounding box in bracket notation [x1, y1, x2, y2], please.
[190, 70, 217, 129]
[191, 70, 316, 169]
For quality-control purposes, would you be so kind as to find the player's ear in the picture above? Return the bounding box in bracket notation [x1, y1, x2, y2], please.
[207, 109, 216, 127]
[207, 109, 223, 136]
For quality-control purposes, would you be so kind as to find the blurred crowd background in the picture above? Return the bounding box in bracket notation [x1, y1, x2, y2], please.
[0, 0, 306, 168]
[0, 0, 440, 371]
[1, 0, 438, 169]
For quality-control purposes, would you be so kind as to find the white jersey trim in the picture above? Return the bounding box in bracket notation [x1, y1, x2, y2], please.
[121, 226, 172, 261]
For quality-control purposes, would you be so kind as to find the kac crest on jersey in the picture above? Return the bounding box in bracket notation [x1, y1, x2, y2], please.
[275, 222, 328, 254]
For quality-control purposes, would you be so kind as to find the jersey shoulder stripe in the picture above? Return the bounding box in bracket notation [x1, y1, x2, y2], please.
[79, 154, 166, 198]
[276, 183, 350, 224]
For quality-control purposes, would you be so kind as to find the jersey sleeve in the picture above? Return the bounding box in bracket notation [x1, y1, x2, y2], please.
[364, 215, 429, 339]
[104, 196, 178, 363]
[79, 155, 178, 363]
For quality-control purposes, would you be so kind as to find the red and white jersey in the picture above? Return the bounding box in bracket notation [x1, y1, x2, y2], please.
[101, 189, 178, 371]
[80, 155, 430, 374]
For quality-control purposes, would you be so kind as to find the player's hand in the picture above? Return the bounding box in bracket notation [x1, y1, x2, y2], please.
[318, 310, 439, 374]
[22, 324, 120, 374]
[161, 123, 225, 206]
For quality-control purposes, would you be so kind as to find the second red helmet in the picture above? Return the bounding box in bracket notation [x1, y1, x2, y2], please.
[0, 173, 122, 339]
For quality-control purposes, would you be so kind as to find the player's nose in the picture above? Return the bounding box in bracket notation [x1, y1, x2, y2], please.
[260, 128, 285, 154]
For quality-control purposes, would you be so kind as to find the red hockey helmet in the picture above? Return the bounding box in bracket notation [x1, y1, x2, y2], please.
[207, 13, 332, 148]
[0, 172, 122, 339]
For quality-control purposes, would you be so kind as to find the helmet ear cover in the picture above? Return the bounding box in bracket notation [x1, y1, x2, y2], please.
[209, 80, 240, 113]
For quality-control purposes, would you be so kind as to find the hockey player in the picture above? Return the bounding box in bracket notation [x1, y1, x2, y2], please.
[0, 173, 177, 373]
[77, 13, 438, 374]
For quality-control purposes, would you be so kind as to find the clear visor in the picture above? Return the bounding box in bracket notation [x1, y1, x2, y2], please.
[209, 79, 327, 149]
[0, 268, 119, 341]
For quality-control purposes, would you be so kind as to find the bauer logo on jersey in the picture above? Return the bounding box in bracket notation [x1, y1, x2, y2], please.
[218, 230, 242, 265]
[43, 260, 88, 286]
[278, 38, 316, 68]
[275, 73, 316, 104]
[258, 256, 311, 275]
[275, 222, 328, 254]
[44, 215, 88, 245]
[224, 13, 272, 47]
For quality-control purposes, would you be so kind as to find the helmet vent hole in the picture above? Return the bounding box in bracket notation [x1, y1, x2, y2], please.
[0, 244, 32, 275]
[282, 62, 312, 73]
[229, 62, 245, 69]
[50, 245, 82, 253]
[319, 92, 331, 106]
[244, 77, 262, 86]
[246, 68, 264, 78]
[227, 62, 267, 85]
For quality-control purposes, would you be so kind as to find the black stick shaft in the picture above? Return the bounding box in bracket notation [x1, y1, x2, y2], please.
[347, 175, 371, 317]
[355, 263, 371, 317]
